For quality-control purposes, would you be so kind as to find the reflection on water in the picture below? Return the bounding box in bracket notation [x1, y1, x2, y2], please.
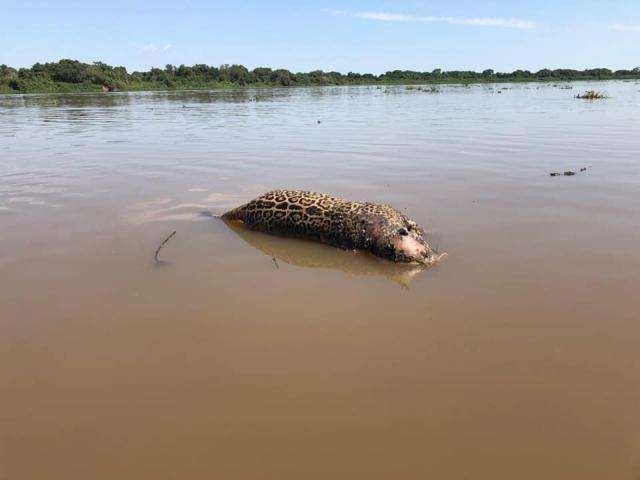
[2, 82, 640, 480]
[223, 218, 429, 288]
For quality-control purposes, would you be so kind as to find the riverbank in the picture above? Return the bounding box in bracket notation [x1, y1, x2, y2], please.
[2, 59, 639, 94]
[3, 76, 640, 95]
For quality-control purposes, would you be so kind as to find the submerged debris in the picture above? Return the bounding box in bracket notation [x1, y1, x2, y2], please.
[576, 90, 607, 99]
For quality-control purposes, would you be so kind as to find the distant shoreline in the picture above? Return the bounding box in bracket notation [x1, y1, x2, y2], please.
[2, 59, 639, 94]
[1, 77, 636, 96]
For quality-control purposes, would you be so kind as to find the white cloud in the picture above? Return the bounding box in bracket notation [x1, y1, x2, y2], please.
[327, 10, 536, 30]
[354, 12, 419, 22]
[612, 23, 640, 32]
[140, 43, 173, 54]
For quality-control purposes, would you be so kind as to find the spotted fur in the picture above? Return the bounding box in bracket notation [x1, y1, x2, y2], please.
[222, 190, 438, 264]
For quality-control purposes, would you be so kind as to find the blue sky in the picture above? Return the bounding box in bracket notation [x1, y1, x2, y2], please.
[1, 0, 639, 73]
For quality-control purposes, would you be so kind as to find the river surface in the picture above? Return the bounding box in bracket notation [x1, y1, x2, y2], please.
[1, 82, 640, 479]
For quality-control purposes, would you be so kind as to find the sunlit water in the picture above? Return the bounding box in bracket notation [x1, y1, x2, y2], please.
[1, 82, 640, 480]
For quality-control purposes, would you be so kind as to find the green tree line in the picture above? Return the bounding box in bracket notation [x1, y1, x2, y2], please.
[2, 59, 639, 93]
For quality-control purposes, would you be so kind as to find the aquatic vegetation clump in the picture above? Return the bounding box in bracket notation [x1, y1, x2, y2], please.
[405, 85, 440, 93]
[576, 90, 608, 99]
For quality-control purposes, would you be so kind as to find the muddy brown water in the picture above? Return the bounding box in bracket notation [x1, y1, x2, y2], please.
[1, 83, 640, 479]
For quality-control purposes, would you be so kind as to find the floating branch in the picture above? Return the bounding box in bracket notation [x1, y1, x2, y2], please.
[550, 166, 591, 176]
[154, 230, 177, 263]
